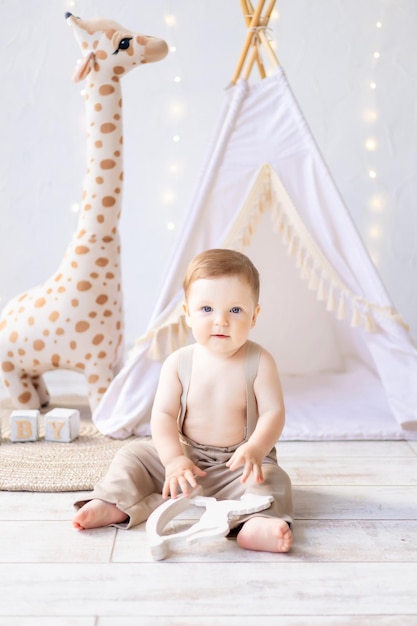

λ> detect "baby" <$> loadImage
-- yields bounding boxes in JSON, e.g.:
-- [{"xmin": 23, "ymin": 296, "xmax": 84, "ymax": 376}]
[{"xmin": 73, "ymin": 248, "xmax": 293, "ymax": 553}]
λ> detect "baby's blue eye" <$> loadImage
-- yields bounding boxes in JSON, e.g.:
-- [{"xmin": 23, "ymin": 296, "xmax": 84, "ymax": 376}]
[
  {"xmin": 230, "ymin": 307, "xmax": 241, "ymax": 314},
  {"xmin": 202, "ymin": 306, "xmax": 212, "ymax": 313}
]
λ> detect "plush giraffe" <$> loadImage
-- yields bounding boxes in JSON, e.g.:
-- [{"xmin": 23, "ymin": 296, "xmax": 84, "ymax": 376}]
[{"xmin": 0, "ymin": 14, "xmax": 168, "ymax": 412}]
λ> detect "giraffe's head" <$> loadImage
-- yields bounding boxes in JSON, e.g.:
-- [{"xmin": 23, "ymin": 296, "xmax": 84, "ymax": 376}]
[{"xmin": 65, "ymin": 13, "xmax": 169, "ymax": 83}]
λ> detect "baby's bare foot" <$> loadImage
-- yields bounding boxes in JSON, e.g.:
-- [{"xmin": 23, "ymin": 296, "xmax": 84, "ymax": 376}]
[
  {"xmin": 72, "ymin": 499, "xmax": 128, "ymax": 530},
  {"xmin": 237, "ymin": 516, "xmax": 292, "ymax": 553}
]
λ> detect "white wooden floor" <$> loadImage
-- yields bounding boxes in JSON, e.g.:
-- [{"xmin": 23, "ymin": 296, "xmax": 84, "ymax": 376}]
[{"xmin": 0, "ymin": 440, "xmax": 417, "ymax": 625}]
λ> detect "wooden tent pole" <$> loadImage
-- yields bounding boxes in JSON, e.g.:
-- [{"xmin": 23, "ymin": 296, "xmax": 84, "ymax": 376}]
[
  {"xmin": 231, "ymin": 0, "xmax": 266, "ymax": 84},
  {"xmin": 241, "ymin": 0, "xmax": 266, "ymax": 79},
  {"xmin": 246, "ymin": 0, "xmax": 280, "ymax": 69}
]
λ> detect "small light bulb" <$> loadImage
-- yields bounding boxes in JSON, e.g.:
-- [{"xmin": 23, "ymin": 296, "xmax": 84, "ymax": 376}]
[
  {"xmin": 370, "ymin": 194, "xmax": 385, "ymax": 212},
  {"xmin": 376, "ymin": 21, "xmax": 382, "ymax": 28},
  {"xmin": 167, "ymin": 222, "xmax": 176, "ymax": 231},
  {"xmin": 165, "ymin": 15, "xmax": 176, "ymax": 26},
  {"xmin": 374, "ymin": 51, "xmax": 380, "ymax": 59},
  {"xmin": 173, "ymin": 135, "xmax": 180, "ymax": 143},
  {"xmin": 363, "ymin": 108, "xmax": 378, "ymax": 122},
  {"xmin": 370, "ymin": 81, "xmax": 376, "ymax": 90},
  {"xmin": 369, "ymin": 226, "xmax": 381, "ymax": 239},
  {"xmin": 162, "ymin": 191, "xmax": 175, "ymax": 204},
  {"xmin": 365, "ymin": 138, "xmax": 378, "ymax": 152},
  {"xmin": 71, "ymin": 203, "xmax": 80, "ymax": 213},
  {"xmin": 271, "ymin": 9, "xmax": 280, "ymax": 20},
  {"xmin": 170, "ymin": 102, "xmax": 184, "ymax": 117},
  {"xmin": 170, "ymin": 45, "xmax": 177, "ymax": 53},
  {"xmin": 369, "ymin": 169, "xmax": 377, "ymax": 179},
  {"xmin": 174, "ymin": 76, "xmax": 181, "ymax": 83}
]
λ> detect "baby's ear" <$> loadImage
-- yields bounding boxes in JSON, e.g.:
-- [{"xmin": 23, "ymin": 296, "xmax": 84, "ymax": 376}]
[
  {"xmin": 251, "ymin": 304, "xmax": 261, "ymax": 327},
  {"xmin": 182, "ymin": 302, "xmax": 192, "ymax": 327}
]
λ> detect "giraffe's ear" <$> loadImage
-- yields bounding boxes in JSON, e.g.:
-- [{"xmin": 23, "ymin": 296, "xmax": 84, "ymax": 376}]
[{"xmin": 72, "ymin": 51, "xmax": 95, "ymax": 83}]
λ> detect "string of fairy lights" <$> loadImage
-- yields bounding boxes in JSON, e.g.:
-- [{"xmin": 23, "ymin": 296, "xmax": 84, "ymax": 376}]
[{"xmin": 364, "ymin": 9, "xmax": 386, "ymax": 267}]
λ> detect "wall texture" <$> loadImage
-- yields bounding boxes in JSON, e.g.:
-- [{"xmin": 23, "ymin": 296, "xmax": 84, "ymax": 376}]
[{"xmin": 0, "ymin": 0, "xmax": 416, "ymax": 346}]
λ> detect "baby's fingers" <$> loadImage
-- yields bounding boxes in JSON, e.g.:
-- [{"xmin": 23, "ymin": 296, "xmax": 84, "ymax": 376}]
[
  {"xmin": 226, "ymin": 453, "xmax": 241, "ymax": 471},
  {"xmin": 162, "ymin": 477, "xmax": 177, "ymax": 499},
  {"xmin": 240, "ymin": 461, "xmax": 264, "ymax": 484}
]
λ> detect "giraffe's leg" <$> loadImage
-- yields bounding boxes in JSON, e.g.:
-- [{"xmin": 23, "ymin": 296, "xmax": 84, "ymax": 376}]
[
  {"xmin": 32, "ymin": 374, "xmax": 51, "ymax": 407},
  {"xmin": 84, "ymin": 364, "xmax": 114, "ymax": 412},
  {"xmin": 0, "ymin": 368, "xmax": 43, "ymax": 409}
]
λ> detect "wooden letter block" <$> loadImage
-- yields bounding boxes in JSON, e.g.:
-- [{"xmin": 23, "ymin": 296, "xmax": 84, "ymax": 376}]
[
  {"xmin": 44, "ymin": 408, "xmax": 80, "ymax": 443},
  {"xmin": 10, "ymin": 410, "xmax": 40, "ymax": 442}
]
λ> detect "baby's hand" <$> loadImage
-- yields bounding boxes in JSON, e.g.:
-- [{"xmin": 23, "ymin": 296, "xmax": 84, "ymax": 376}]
[
  {"xmin": 226, "ymin": 443, "xmax": 264, "ymax": 484},
  {"xmin": 163, "ymin": 455, "xmax": 206, "ymax": 499}
]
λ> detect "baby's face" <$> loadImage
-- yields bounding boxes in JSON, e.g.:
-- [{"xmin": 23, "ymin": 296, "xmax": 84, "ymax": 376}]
[{"xmin": 183, "ymin": 275, "xmax": 260, "ymax": 355}]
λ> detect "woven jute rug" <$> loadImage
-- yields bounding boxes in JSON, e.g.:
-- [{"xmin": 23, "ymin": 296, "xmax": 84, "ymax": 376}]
[{"xmin": 0, "ymin": 395, "xmax": 136, "ymax": 492}]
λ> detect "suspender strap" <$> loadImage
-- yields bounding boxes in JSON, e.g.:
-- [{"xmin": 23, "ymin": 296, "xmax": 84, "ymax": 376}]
[
  {"xmin": 177, "ymin": 344, "xmax": 194, "ymax": 431},
  {"xmin": 245, "ymin": 341, "xmax": 261, "ymax": 439}
]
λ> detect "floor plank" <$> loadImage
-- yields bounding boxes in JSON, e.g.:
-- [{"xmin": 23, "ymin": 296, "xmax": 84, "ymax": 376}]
[
  {"xmin": 96, "ymin": 614, "xmax": 416, "ymax": 626},
  {"xmin": 0, "ymin": 620, "xmax": 95, "ymax": 626},
  {"xmin": 0, "ymin": 491, "xmax": 91, "ymax": 521},
  {"xmin": 277, "ymin": 441, "xmax": 416, "ymax": 457},
  {"xmin": 285, "ymin": 456, "xmax": 417, "ymax": 485},
  {"xmin": 293, "ymin": 485, "xmax": 417, "ymax": 519},
  {"xmin": 0, "ymin": 521, "xmax": 115, "ymax": 563},
  {"xmin": 111, "ymin": 519, "xmax": 417, "ymax": 563},
  {"xmin": 1, "ymin": 563, "xmax": 416, "ymax": 617}
]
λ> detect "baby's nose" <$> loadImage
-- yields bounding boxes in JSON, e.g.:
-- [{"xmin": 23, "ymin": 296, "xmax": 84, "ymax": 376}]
[{"xmin": 215, "ymin": 312, "xmax": 229, "ymax": 326}]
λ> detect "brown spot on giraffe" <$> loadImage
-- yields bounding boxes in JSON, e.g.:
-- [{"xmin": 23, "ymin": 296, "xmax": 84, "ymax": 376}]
[
  {"xmin": 18, "ymin": 391, "xmax": 32, "ymax": 404},
  {"xmin": 100, "ymin": 159, "xmax": 116, "ymax": 170},
  {"xmin": 75, "ymin": 321, "xmax": 90, "ymax": 333},
  {"xmin": 75, "ymin": 246, "xmax": 90, "ymax": 254},
  {"xmin": 101, "ymin": 123, "xmax": 116, "ymax": 133},
  {"xmin": 77, "ymin": 281, "xmax": 93, "ymax": 291},
  {"xmin": 100, "ymin": 85, "xmax": 115, "ymax": 96}
]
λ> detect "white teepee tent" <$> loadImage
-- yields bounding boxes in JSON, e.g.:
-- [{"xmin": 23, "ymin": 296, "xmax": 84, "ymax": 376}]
[{"xmin": 93, "ymin": 0, "xmax": 417, "ymax": 440}]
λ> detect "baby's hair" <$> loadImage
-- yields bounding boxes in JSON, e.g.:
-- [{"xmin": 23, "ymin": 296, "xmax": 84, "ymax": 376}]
[{"xmin": 183, "ymin": 248, "xmax": 260, "ymax": 303}]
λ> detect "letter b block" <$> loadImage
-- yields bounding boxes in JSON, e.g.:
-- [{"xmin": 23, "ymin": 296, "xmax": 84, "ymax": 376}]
[
  {"xmin": 10, "ymin": 410, "xmax": 40, "ymax": 442},
  {"xmin": 45, "ymin": 408, "xmax": 80, "ymax": 443}
]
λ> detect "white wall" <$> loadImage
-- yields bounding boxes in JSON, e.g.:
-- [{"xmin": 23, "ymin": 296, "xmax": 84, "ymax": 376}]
[{"xmin": 1, "ymin": 0, "xmax": 416, "ymax": 347}]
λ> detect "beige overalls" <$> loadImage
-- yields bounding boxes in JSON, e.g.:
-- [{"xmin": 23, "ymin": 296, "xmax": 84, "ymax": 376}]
[{"xmin": 74, "ymin": 341, "xmax": 294, "ymax": 529}]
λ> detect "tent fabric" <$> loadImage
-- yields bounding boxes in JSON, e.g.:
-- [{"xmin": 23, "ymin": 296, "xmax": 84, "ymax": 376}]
[{"xmin": 93, "ymin": 67, "xmax": 417, "ymax": 440}]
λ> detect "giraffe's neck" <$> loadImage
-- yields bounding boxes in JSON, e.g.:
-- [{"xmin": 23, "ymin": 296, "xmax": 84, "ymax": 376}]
[{"xmin": 77, "ymin": 75, "xmax": 124, "ymax": 235}]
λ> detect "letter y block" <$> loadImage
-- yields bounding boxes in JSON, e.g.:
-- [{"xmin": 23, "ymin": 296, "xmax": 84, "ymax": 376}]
[{"xmin": 44, "ymin": 408, "xmax": 80, "ymax": 443}]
